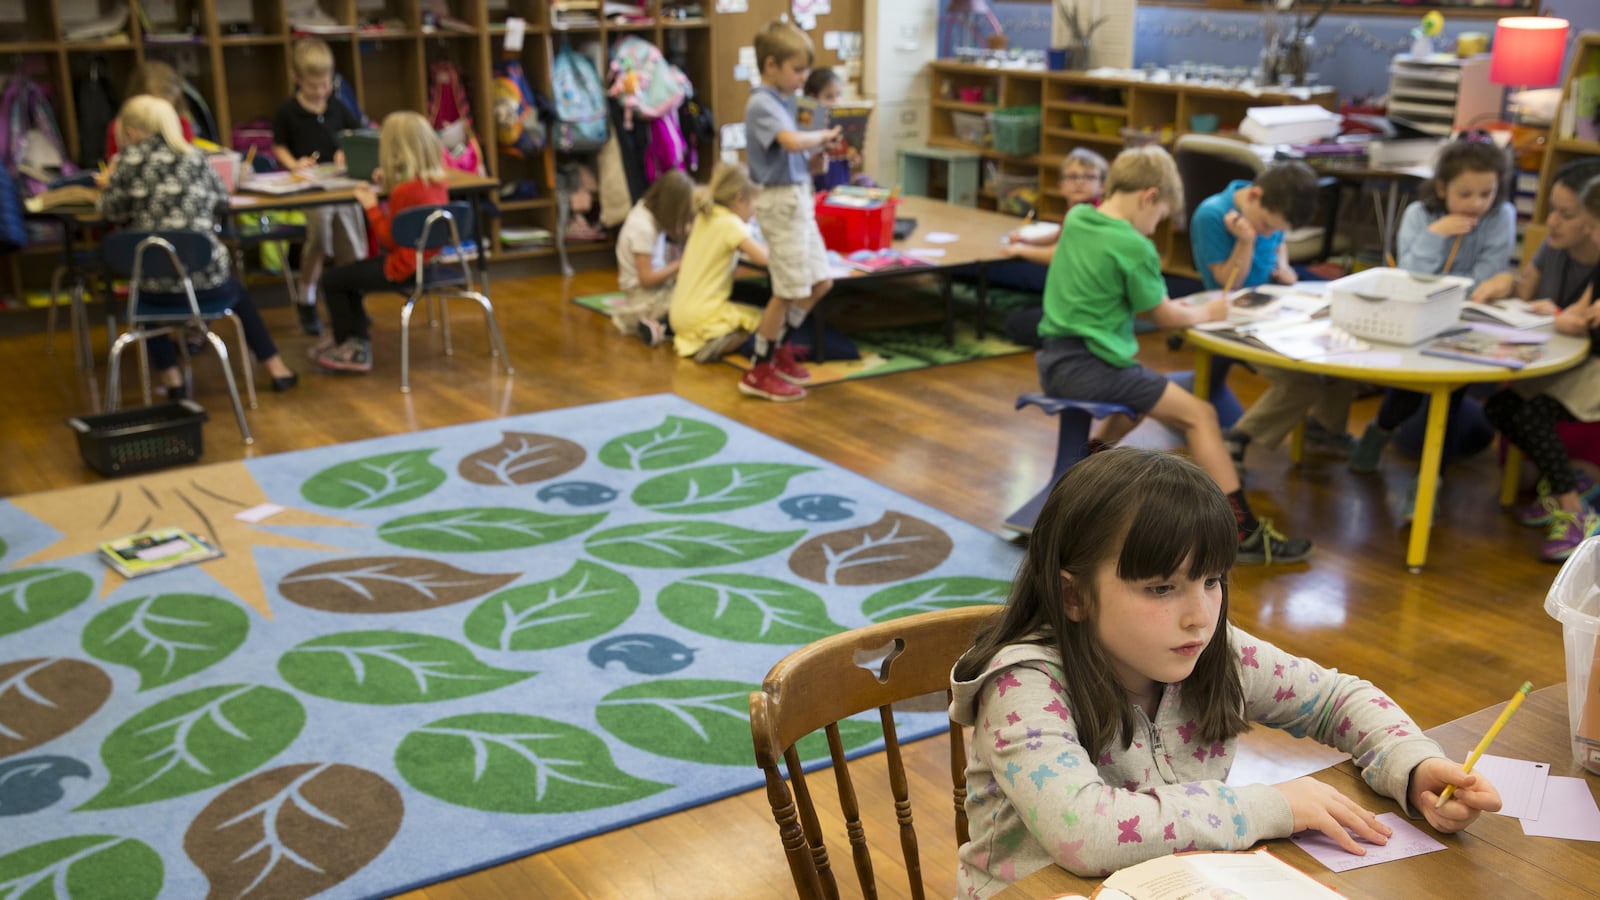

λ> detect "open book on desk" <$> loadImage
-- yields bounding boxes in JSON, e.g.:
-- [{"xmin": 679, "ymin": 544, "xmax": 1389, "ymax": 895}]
[
  {"xmin": 1196, "ymin": 317, "xmax": 1371, "ymax": 360},
  {"xmin": 1460, "ymin": 299, "xmax": 1555, "ymax": 330},
  {"xmin": 1087, "ymin": 847, "xmax": 1346, "ymax": 899},
  {"xmin": 23, "ymin": 184, "xmax": 100, "ymax": 214},
  {"xmin": 845, "ymin": 248, "xmax": 934, "ymax": 273},
  {"xmin": 1420, "ymin": 323, "xmax": 1548, "ymax": 369},
  {"xmin": 239, "ymin": 166, "xmax": 363, "ymax": 196}
]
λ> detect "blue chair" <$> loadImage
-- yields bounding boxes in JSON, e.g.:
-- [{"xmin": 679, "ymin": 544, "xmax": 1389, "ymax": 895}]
[
  {"xmin": 102, "ymin": 231, "xmax": 253, "ymax": 444},
  {"xmin": 1005, "ymin": 394, "xmax": 1137, "ymax": 534},
  {"xmin": 390, "ymin": 202, "xmax": 513, "ymax": 393}
]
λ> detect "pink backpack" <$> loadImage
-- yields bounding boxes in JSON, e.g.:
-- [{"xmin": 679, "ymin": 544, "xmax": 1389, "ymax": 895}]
[{"xmin": 427, "ymin": 61, "xmax": 472, "ymax": 132}]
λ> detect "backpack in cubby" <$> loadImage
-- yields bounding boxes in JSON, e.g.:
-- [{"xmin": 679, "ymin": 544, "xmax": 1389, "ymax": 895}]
[{"xmin": 551, "ymin": 43, "xmax": 607, "ymax": 153}]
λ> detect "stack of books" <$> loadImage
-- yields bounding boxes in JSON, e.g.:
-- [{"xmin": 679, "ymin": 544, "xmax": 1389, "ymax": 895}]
[{"xmin": 552, "ymin": 0, "xmax": 600, "ymax": 28}]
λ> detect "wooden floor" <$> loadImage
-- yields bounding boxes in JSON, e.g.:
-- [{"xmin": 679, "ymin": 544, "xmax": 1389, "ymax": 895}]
[{"xmin": 2, "ymin": 267, "xmax": 1575, "ymax": 899}]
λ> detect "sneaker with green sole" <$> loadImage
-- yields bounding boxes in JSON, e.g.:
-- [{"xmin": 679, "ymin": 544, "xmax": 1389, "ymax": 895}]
[
  {"xmin": 1237, "ymin": 519, "xmax": 1312, "ymax": 566},
  {"xmin": 1542, "ymin": 508, "xmax": 1600, "ymax": 562}
]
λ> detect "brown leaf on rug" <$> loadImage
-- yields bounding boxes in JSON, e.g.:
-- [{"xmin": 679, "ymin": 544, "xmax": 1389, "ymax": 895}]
[
  {"xmin": 0, "ymin": 658, "xmax": 112, "ymax": 757},
  {"xmin": 788, "ymin": 512, "xmax": 954, "ymax": 586},
  {"xmin": 457, "ymin": 432, "xmax": 588, "ymax": 485},
  {"xmin": 185, "ymin": 763, "xmax": 404, "ymax": 899},
  {"xmin": 278, "ymin": 557, "xmax": 518, "ymax": 613}
]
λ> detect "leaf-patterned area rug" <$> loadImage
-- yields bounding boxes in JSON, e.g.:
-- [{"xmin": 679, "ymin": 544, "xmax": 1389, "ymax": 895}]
[{"xmin": 0, "ymin": 394, "xmax": 1021, "ymax": 899}]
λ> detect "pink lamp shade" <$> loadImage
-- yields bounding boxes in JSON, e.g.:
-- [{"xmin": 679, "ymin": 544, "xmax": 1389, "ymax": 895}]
[{"xmin": 1489, "ymin": 17, "xmax": 1570, "ymax": 87}]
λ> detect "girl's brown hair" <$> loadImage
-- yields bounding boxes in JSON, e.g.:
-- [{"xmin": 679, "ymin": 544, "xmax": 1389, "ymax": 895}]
[
  {"xmin": 952, "ymin": 448, "xmax": 1246, "ymax": 759},
  {"xmin": 1424, "ymin": 138, "xmax": 1509, "ymax": 214},
  {"xmin": 126, "ymin": 60, "xmax": 189, "ymax": 116},
  {"xmin": 692, "ymin": 162, "xmax": 758, "ymax": 218},
  {"xmin": 642, "ymin": 169, "xmax": 695, "ymax": 243}
]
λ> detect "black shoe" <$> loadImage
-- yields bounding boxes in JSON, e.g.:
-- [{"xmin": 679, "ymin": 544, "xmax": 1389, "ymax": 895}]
[
  {"xmin": 156, "ymin": 380, "xmax": 188, "ymax": 401},
  {"xmin": 271, "ymin": 370, "xmax": 300, "ymax": 392},
  {"xmin": 297, "ymin": 302, "xmax": 323, "ymax": 336},
  {"xmin": 1237, "ymin": 519, "xmax": 1312, "ymax": 566}
]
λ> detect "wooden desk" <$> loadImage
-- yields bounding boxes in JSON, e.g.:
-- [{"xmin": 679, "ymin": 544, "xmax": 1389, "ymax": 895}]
[
  {"xmin": 996, "ymin": 684, "xmax": 1599, "ymax": 899},
  {"xmin": 1185, "ymin": 324, "xmax": 1588, "ymax": 571}
]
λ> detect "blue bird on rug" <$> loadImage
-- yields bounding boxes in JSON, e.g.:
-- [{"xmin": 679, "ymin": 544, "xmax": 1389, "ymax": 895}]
[
  {"xmin": 536, "ymin": 481, "xmax": 620, "ymax": 506},
  {"xmin": 588, "ymin": 634, "xmax": 697, "ymax": 674},
  {"xmin": 0, "ymin": 756, "xmax": 92, "ymax": 816},
  {"xmin": 779, "ymin": 494, "xmax": 857, "ymax": 522}
]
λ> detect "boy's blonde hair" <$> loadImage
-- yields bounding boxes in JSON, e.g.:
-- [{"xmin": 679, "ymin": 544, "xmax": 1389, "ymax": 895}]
[
  {"xmin": 754, "ymin": 19, "xmax": 813, "ymax": 73},
  {"xmin": 378, "ymin": 111, "xmax": 446, "ymax": 186},
  {"xmin": 292, "ymin": 38, "xmax": 334, "ymax": 79},
  {"xmin": 1062, "ymin": 147, "xmax": 1108, "ymax": 177},
  {"xmin": 1105, "ymin": 145, "xmax": 1183, "ymax": 212},
  {"xmin": 693, "ymin": 162, "xmax": 758, "ymax": 218},
  {"xmin": 126, "ymin": 60, "xmax": 189, "ymax": 115},
  {"xmin": 119, "ymin": 95, "xmax": 191, "ymax": 154}
]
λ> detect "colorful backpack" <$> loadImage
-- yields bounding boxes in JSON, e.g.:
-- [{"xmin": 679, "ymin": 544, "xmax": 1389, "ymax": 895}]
[
  {"xmin": 0, "ymin": 74, "xmax": 77, "ymax": 196},
  {"xmin": 608, "ymin": 36, "xmax": 691, "ymax": 122},
  {"xmin": 551, "ymin": 43, "xmax": 608, "ymax": 153},
  {"xmin": 493, "ymin": 58, "xmax": 547, "ymax": 158},
  {"xmin": 428, "ymin": 60, "xmax": 472, "ymax": 132},
  {"xmin": 230, "ymin": 118, "xmax": 279, "ymax": 171}
]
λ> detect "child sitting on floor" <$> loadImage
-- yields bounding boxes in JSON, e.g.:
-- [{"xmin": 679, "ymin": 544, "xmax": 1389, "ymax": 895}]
[
  {"xmin": 613, "ymin": 169, "xmax": 695, "ymax": 346},
  {"xmin": 668, "ymin": 162, "xmax": 768, "ymax": 367}
]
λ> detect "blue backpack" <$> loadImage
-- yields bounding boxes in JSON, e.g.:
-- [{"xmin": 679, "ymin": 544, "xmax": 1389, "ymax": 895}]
[{"xmin": 551, "ymin": 43, "xmax": 608, "ymax": 153}]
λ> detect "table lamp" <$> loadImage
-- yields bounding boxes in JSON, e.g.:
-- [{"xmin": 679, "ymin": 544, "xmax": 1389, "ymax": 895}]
[{"xmin": 1490, "ymin": 16, "xmax": 1570, "ymax": 126}]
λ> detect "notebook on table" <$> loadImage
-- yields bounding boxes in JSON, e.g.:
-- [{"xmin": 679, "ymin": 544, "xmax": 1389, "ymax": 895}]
[{"xmin": 338, "ymin": 130, "xmax": 381, "ymax": 182}]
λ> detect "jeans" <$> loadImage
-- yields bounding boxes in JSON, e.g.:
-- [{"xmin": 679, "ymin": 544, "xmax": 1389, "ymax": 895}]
[
  {"xmin": 137, "ymin": 277, "xmax": 277, "ymax": 370},
  {"xmin": 322, "ymin": 256, "xmax": 409, "ymax": 343}
]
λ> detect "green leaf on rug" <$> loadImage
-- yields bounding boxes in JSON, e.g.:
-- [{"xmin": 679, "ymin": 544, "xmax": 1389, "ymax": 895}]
[
  {"xmin": 185, "ymin": 763, "xmax": 403, "ymax": 898},
  {"xmin": 861, "ymin": 577, "xmax": 1011, "ymax": 621},
  {"xmin": 83, "ymin": 594, "xmax": 250, "ymax": 691},
  {"xmin": 596, "ymin": 679, "xmax": 756, "ymax": 765},
  {"xmin": 657, "ymin": 574, "xmax": 844, "ymax": 643},
  {"xmin": 0, "ymin": 658, "xmax": 112, "ymax": 758},
  {"xmin": 585, "ymin": 521, "xmax": 805, "ymax": 568},
  {"xmin": 80, "ymin": 685, "xmax": 304, "ymax": 810},
  {"xmin": 0, "ymin": 835, "xmax": 163, "ymax": 899},
  {"xmin": 377, "ymin": 508, "xmax": 607, "ymax": 552},
  {"xmin": 457, "ymin": 432, "xmax": 587, "ymax": 486},
  {"xmin": 278, "ymin": 631, "xmax": 536, "ymax": 704},
  {"xmin": 788, "ymin": 512, "xmax": 954, "ymax": 585},
  {"xmin": 396, "ymin": 712, "xmax": 670, "ymax": 813},
  {"xmin": 632, "ymin": 463, "xmax": 818, "ymax": 514},
  {"xmin": 463, "ymin": 560, "xmax": 638, "ymax": 652},
  {"xmin": 598, "ymin": 416, "xmax": 728, "ymax": 471},
  {"xmin": 301, "ymin": 449, "xmax": 447, "ymax": 509},
  {"xmin": 0, "ymin": 567, "xmax": 93, "ymax": 637}
]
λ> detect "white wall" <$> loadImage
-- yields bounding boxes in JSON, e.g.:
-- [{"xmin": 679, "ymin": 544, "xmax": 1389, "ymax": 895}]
[{"xmin": 861, "ymin": 0, "xmax": 941, "ymax": 186}]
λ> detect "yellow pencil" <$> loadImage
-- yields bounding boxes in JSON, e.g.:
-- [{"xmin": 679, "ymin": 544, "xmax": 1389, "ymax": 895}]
[
  {"xmin": 242, "ymin": 143, "xmax": 256, "ymax": 171},
  {"xmin": 1436, "ymin": 680, "xmax": 1532, "ymax": 808},
  {"xmin": 1220, "ymin": 264, "xmax": 1240, "ymax": 300},
  {"xmin": 1443, "ymin": 233, "xmax": 1464, "ymax": 275}
]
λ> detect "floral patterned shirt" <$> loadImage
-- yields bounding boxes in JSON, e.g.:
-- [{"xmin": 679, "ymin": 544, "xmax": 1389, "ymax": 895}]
[
  {"xmin": 98, "ymin": 135, "xmax": 231, "ymax": 293},
  {"xmin": 948, "ymin": 626, "xmax": 1445, "ymax": 898}
]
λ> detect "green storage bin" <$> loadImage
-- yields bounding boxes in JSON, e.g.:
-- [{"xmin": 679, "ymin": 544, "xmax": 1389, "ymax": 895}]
[
  {"xmin": 988, "ymin": 106, "xmax": 1041, "ymax": 156},
  {"xmin": 338, "ymin": 129, "xmax": 381, "ymax": 181}
]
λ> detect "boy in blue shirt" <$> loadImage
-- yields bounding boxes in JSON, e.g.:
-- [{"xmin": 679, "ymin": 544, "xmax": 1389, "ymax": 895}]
[
  {"xmin": 1039, "ymin": 146, "xmax": 1312, "ymax": 564},
  {"xmin": 1190, "ymin": 161, "xmax": 1355, "ymax": 471},
  {"xmin": 741, "ymin": 19, "xmax": 842, "ymax": 402}
]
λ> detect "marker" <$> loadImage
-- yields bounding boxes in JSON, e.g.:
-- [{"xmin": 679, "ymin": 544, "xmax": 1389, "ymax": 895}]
[{"xmin": 1436, "ymin": 681, "xmax": 1532, "ymax": 808}]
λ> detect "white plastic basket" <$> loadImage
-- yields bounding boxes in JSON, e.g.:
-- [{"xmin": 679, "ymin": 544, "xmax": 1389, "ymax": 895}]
[{"xmin": 1328, "ymin": 267, "xmax": 1470, "ymax": 345}]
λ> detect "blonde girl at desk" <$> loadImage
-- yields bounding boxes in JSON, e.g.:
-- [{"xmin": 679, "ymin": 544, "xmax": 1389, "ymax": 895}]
[
  {"xmin": 1485, "ymin": 168, "xmax": 1600, "ymax": 561},
  {"xmin": 1348, "ymin": 137, "xmax": 1516, "ymax": 521},
  {"xmin": 97, "ymin": 96, "xmax": 298, "ymax": 397},
  {"xmin": 949, "ymin": 448, "xmax": 1501, "ymax": 899}
]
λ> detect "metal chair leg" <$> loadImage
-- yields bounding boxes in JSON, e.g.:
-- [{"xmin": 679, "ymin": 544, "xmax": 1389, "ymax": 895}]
[
  {"xmin": 226, "ymin": 313, "xmax": 258, "ymax": 410},
  {"xmin": 46, "ymin": 264, "xmax": 64, "ymax": 354},
  {"xmin": 441, "ymin": 296, "xmax": 454, "ymax": 356},
  {"xmin": 203, "ymin": 331, "xmax": 253, "ymax": 444},
  {"xmin": 466, "ymin": 291, "xmax": 514, "ymax": 375},
  {"xmin": 137, "ymin": 336, "xmax": 153, "ymax": 408},
  {"xmin": 400, "ymin": 297, "xmax": 417, "ymax": 393},
  {"xmin": 105, "ymin": 332, "xmax": 138, "ymax": 412}
]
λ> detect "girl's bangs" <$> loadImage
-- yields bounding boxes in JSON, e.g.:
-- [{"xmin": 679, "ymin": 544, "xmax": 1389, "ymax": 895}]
[{"xmin": 1114, "ymin": 483, "xmax": 1236, "ymax": 581}]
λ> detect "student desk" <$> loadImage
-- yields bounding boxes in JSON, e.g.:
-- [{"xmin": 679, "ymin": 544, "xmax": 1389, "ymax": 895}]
[
  {"xmin": 993, "ymin": 684, "xmax": 1598, "ymax": 899},
  {"xmin": 42, "ymin": 170, "xmax": 500, "ymax": 374},
  {"xmin": 1184, "ymin": 324, "xmax": 1588, "ymax": 571}
]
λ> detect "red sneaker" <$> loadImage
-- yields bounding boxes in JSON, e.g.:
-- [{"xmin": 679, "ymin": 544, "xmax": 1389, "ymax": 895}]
[
  {"xmin": 739, "ymin": 361, "xmax": 806, "ymax": 402},
  {"xmin": 772, "ymin": 343, "xmax": 812, "ymax": 385}
]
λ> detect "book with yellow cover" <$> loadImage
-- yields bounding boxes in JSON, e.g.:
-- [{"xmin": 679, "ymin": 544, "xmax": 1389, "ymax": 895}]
[{"xmin": 98, "ymin": 527, "xmax": 222, "ymax": 579}]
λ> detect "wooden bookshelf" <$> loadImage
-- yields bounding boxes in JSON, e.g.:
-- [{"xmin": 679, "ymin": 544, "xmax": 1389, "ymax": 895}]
[{"xmin": 1534, "ymin": 31, "xmax": 1600, "ymax": 222}]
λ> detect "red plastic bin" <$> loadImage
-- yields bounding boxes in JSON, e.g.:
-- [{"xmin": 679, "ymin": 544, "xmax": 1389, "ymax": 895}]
[{"xmin": 814, "ymin": 194, "xmax": 898, "ymax": 254}]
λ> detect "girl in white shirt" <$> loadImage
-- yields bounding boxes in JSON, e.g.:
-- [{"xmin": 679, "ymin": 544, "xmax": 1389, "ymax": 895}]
[{"xmin": 613, "ymin": 169, "xmax": 694, "ymax": 345}]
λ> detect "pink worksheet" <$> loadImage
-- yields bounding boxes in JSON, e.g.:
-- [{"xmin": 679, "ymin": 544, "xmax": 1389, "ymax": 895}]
[{"xmin": 1290, "ymin": 812, "xmax": 1447, "ymax": 872}]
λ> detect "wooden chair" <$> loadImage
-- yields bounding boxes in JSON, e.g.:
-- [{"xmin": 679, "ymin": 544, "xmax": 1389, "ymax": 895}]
[{"xmin": 749, "ymin": 604, "xmax": 1001, "ymax": 899}]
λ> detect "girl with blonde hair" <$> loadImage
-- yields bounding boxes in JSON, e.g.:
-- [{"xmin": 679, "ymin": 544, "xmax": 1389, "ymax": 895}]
[
  {"xmin": 313, "ymin": 111, "xmax": 449, "ymax": 373},
  {"xmin": 97, "ymin": 96, "xmax": 298, "ymax": 397},
  {"xmin": 667, "ymin": 164, "xmax": 777, "ymax": 383}
]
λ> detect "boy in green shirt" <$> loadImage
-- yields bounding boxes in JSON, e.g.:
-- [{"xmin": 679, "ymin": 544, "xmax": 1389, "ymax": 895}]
[{"xmin": 1037, "ymin": 146, "xmax": 1312, "ymax": 565}]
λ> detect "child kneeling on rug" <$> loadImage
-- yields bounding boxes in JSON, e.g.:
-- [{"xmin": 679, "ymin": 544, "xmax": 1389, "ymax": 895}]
[
  {"xmin": 613, "ymin": 169, "xmax": 695, "ymax": 346},
  {"xmin": 313, "ymin": 111, "xmax": 449, "ymax": 373},
  {"xmin": 669, "ymin": 163, "xmax": 796, "ymax": 394}
]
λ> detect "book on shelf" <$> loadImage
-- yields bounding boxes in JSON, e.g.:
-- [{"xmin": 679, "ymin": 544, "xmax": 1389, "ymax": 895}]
[
  {"xmin": 1079, "ymin": 847, "xmax": 1346, "ymax": 900},
  {"xmin": 1459, "ymin": 299, "xmax": 1554, "ymax": 330},
  {"xmin": 845, "ymin": 248, "xmax": 933, "ymax": 273},
  {"xmin": 1421, "ymin": 324, "xmax": 1547, "ymax": 369},
  {"xmin": 99, "ymin": 527, "xmax": 223, "ymax": 579},
  {"xmin": 23, "ymin": 184, "xmax": 100, "ymax": 214}
]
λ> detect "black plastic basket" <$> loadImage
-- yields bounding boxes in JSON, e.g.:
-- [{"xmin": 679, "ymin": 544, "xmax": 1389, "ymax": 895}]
[{"xmin": 67, "ymin": 401, "xmax": 209, "ymax": 477}]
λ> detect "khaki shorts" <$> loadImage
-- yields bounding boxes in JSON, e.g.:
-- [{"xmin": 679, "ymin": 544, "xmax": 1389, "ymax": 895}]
[
  {"xmin": 755, "ymin": 184, "xmax": 830, "ymax": 300},
  {"xmin": 305, "ymin": 202, "xmax": 368, "ymax": 266}
]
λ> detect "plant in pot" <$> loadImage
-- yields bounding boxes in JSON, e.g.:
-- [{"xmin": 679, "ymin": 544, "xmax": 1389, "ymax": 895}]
[
  {"xmin": 1052, "ymin": 0, "xmax": 1108, "ymax": 71},
  {"xmin": 1261, "ymin": 0, "xmax": 1333, "ymax": 87}
]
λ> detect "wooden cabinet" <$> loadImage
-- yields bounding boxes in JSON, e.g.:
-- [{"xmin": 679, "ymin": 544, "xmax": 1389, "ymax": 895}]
[
  {"xmin": 1533, "ymin": 30, "xmax": 1600, "ymax": 223},
  {"xmin": 926, "ymin": 61, "xmax": 1335, "ymax": 275},
  {"xmin": 9, "ymin": 0, "xmax": 715, "ymax": 264}
]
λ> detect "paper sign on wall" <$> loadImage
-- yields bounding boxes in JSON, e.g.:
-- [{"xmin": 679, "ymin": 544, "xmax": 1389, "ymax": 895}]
[{"xmin": 715, "ymin": 0, "xmax": 747, "ymax": 12}]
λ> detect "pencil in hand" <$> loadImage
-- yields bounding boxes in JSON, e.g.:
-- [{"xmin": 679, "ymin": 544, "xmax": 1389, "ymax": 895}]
[
  {"xmin": 1436, "ymin": 681, "xmax": 1532, "ymax": 809},
  {"xmin": 1442, "ymin": 233, "xmax": 1464, "ymax": 275}
]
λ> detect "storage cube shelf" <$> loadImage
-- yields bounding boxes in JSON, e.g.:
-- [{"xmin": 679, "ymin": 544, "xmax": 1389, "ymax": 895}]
[
  {"xmin": 1534, "ymin": 32, "xmax": 1600, "ymax": 223},
  {"xmin": 929, "ymin": 61, "xmax": 1335, "ymax": 276}
]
